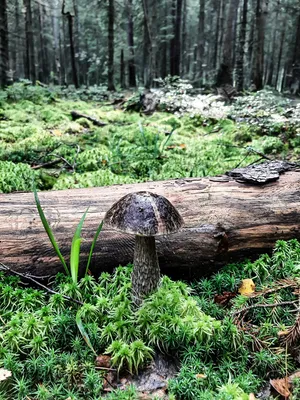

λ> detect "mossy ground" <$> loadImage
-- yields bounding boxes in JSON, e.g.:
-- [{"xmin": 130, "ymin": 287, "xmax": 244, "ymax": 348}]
[
  {"xmin": 1, "ymin": 85, "xmax": 298, "ymax": 194},
  {"xmin": 1, "ymin": 240, "xmax": 300, "ymax": 399}
]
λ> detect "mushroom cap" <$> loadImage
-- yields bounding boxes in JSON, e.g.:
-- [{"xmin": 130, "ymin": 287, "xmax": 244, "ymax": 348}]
[{"xmin": 104, "ymin": 191, "xmax": 183, "ymax": 236}]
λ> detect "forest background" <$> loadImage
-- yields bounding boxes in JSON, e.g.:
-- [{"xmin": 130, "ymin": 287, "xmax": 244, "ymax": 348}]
[{"xmin": 0, "ymin": 0, "xmax": 300, "ymax": 93}]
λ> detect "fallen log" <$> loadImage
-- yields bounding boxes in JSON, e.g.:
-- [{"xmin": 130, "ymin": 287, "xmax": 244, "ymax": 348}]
[
  {"xmin": 71, "ymin": 110, "xmax": 107, "ymax": 127},
  {"xmin": 0, "ymin": 169, "xmax": 300, "ymax": 279}
]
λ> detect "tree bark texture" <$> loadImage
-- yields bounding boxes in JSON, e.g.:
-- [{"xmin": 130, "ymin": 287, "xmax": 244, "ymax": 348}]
[
  {"xmin": 132, "ymin": 236, "xmax": 160, "ymax": 305},
  {"xmin": 0, "ymin": 172, "xmax": 300, "ymax": 279}
]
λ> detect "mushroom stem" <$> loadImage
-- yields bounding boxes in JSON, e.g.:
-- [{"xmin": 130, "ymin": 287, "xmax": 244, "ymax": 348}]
[{"xmin": 132, "ymin": 235, "xmax": 160, "ymax": 306}]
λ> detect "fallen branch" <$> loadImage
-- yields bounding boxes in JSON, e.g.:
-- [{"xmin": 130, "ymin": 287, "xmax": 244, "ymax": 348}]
[
  {"xmin": 0, "ymin": 263, "xmax": 83, "ymax": 306},
  {"xmin": 71, "ymin": 111, "xmax": 107, "ymax": 127},
  {"xmin": 31, "ymin": 159, "xmax": 62, "ymax": 170}
]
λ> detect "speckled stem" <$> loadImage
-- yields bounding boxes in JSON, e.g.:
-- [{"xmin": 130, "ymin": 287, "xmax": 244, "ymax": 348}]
[{"xmin": 132, "ymin": 236, "xmax": 160, "ymax": 306}]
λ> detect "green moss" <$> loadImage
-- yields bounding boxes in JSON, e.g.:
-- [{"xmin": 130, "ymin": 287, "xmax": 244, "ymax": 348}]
[
  {"xmin": 0, "ymin": 161, "xmax": 36, "ymax": 193},
  {"xmin": 252, "ymin": 136, "xmax": 285, "ymax": 155},
  {"xmin": 53, "ymin": 169, "xmax": 135, "ymax": 189}
]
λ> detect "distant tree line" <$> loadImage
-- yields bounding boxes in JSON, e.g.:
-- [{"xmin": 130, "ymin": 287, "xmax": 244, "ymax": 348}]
[{"xmin": 0, "ymin": 0, "xmax": 299, "ymax": 93}]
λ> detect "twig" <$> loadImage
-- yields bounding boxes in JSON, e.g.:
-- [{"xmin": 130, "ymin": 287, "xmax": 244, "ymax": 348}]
[
  {"xmin": 95, "ymin": 366, "xmax": 117, "ymax": 372},
  {"xmin": 31, "ymin": 159, "xmax": 62, "ymax": 170},
  {"xmin": 249, "ymin": 279, "xmax": 299, "ymax": 298},
  {"xmin": 232, "ymin": 300, "xmax": 298, "ymax": 316},
  {"xmin": 102, "ymin": 375, "xmax": 116, "ymax": 390},
  {"xmin": 0, "ymin": 262, "xmax": 83, "ymax": 306}
]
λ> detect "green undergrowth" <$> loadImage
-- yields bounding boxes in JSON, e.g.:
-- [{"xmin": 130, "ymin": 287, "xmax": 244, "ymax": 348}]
[
  {"xmin": 1, "ymin": 239, "xmax": 300, "ymax": 399},
  {"xmin": 1, "ymin": 84, "xmax": 299, "ymax": 194}
]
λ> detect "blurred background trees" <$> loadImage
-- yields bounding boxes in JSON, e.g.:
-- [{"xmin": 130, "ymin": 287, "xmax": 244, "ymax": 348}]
[{"xmin": 0, "ymin": 0, "xmax": 299, "ymax": 93}]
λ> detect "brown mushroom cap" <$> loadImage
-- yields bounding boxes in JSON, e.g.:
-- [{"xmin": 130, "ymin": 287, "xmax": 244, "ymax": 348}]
[{"xmin": 104, "ymin": 191, "xmax": 183, "ymax": 236}]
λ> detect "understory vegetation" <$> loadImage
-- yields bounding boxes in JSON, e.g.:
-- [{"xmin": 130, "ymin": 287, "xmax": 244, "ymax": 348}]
[
  {"xmin": 1, "ymin": 239, "xmax": 300, "ymax": 399},
  {"xmin": 0, "ymin": 82, "xmax": 299, "ymax": 194}
]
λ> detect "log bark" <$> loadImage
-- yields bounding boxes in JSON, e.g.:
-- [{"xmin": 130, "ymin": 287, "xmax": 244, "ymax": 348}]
[{"xmin": 0, "ymin": 171, "xmax": 300, "ymax": 279}]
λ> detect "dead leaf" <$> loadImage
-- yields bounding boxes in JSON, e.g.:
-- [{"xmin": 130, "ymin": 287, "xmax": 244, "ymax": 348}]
[
  {"xmin": 95, "ymin": 354, "xmax": 111, "ymax": 368},
  {"xmin": 278, "ymin": 329, "xmax": 289, "ymax": 337},
  {"xmin": 0, "ymin": 368, "xmax": 11, "ymax": 381},
  {"xmin": 214, "ymin": 291, "xmax": 237, "ymax": 306},
  {"xmin": 238, "ymin": 279, "xmax": 256, "ymax": 296},
  {"xmin": 270, "ymin": 377, "xmax": 291, "ymax": 398}
]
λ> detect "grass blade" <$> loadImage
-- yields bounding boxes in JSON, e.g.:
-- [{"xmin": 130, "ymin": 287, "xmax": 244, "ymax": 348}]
[
  {"xmin": 76, "ymin": 309, "xmax": 97, "ymax": 355},
  {"xmin": 70, "ymin": 208, "xmax": 89, "ymax": 284},
  {"xmin": 85, "ymin": 220, "xmax": 103, "ymax": 276},
  {"xmin": 33, "ymin": 186, "xmax": 69, "ymax": 276}
]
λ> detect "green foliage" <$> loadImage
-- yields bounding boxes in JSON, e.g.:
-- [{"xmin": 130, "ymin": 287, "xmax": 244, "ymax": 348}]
[
  {"xmin": 34, "ymin": 188, "xmax": 103, "ymax": 284},
  {"xmin": 0, "ymin": 161, "xmax": 37, "ymax": 193},
  {"xmin": 252, "ymin": 135, "xmax": 285, "ymax": 155}
]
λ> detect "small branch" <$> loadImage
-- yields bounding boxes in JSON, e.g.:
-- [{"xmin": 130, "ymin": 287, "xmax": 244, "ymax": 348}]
[
  {"xmin": 95, "ymin": 366, "xmax": 117, "ymax": 372},
  {"xmin": 249, "ymin": 279, "xmax": 299, "ymax": 298},
  {"xmin": 0, "ymin": 263, "xmax": 83, "ymax": 306},
  {"xmin": 232, "ymin": 300, "xmax": 298, "ymax": 316},
  {"xmin": 31, "ymin": 159, "xmax": 62, "ymax": 170}
]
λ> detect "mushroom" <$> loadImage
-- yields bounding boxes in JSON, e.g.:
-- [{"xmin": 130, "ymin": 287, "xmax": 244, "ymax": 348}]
[{"xmin": 104, "ymin": 191, "xmax": 183, "ymax": 305}]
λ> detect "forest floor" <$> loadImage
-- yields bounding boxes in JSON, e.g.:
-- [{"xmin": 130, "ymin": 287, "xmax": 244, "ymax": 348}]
[
  {"xmin": 0, "ymin": 83, "xmax": 299, "ymax": 193},
  {"xmin": 1, "ymin": 84, "xmax": 300, "ymax": 399}
]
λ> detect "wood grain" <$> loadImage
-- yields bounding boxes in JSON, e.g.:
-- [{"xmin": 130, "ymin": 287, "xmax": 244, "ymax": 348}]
[{"xmin": 0, "ymin": 171, "xmax": 299, "ymax": 278}]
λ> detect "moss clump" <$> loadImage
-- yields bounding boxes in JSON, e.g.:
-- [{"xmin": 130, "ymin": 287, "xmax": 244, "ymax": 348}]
[{"xmin": 0, "ymin": 161, "xmax": 37, "ymax": 193}]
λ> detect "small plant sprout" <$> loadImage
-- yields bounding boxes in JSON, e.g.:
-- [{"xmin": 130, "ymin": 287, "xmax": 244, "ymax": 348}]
[
  {"xmin": 105, "ymin": 191, "xmax": 183, "ymax": 305},
  {"xmin": 33, "ymin": 186, "xmax": 103, "ymax": 284}
]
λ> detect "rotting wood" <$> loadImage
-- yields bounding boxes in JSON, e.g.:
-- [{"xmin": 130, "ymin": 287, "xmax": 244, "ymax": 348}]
[{"xmin": 0, "ymin": 169, "xmax": 299, "ymax": 279}]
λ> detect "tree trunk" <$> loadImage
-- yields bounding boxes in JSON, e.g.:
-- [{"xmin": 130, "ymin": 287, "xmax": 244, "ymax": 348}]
[
  {"xmin": 212, "ymin": 0, "xmax": 222, "ymax": 70},
  {"xmin": 170, "ymin": 0, "xmax": 176, "ymax": 76},
  {"xmin": 235, "ymin": 0, "xmax": 248, "ymax": 91},
  {"xmin": 132, "ymin": 236, "xmax": 160, "ymax": 305},
  {"xmin": 24, "ymin": 0, "xmax": 36, "ymax": 83},
  {"xmin": 62, "ymin": 1, "xmax": 79, "ymax": 88},
  {"xmin": 275, "ymin": 28, "xmax": 285, "ymax": 90},
  {"xmin": 1, "ymin": 171, "xmax": 300, "ymax": 279},
  {"xmin": 0, "ymin": 0, "xmax": 9, "ymax": 87},
  {"xmin": 181, "ymin": 0, "xmax": 187, "ymax": 76},
  {"xmin": 142, "ymin": 0, "xmax": 152, "ymax": 88},
  {"xmin": 197, "ymin": 0, "xmax": 205, "ymax": 83},
  {"xmin": 172, "ymin": 0, "xmax": 183, "ymax": 76},
  {"xmin": 68, "ymin": 14, "xmax": 78, "ymax": 88},
  {"xmin": 266, "ymin": 1, "xmax": 279, "ymax": 86},
  {"xmin": 252, "ymin": 0, "xmax": 268, "ymax": 90},
  {"xmin": 120, "ymin": 49, "xmax": 125, "ymax": 89},
  {"xmin": 37, "ymin": 3, "xmax": 48, "ymax": 83},
  {"xmin": 127, "ymin": 0, "xmax": 136, "ymax": 87},
  {"xmin": 107, "ymin": 0, "xmax": 115, "ymax": 91},
  {"xmin": 220, "ymin": 0, "xmax": 239, "ymax": 85}
]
